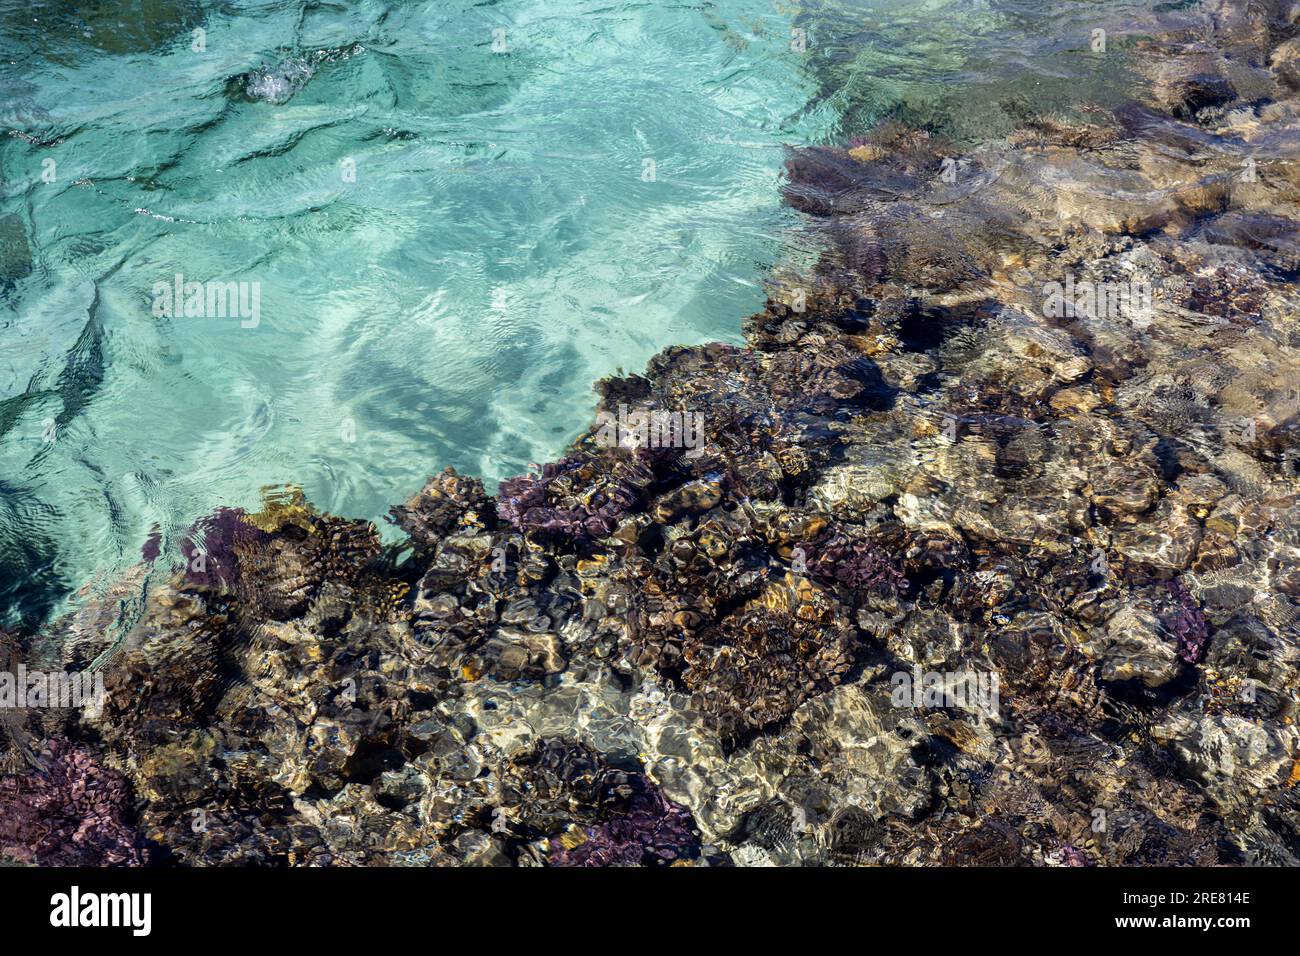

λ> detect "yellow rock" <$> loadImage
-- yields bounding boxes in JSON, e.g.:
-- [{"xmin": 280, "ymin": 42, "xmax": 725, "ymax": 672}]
[{"xmin": 246, "ymin": 484, "xmax": 317, "ymax": 533}]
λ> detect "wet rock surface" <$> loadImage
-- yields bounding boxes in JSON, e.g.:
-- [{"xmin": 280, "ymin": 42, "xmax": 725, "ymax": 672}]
[{"xmin": 3, "ymin": 1, "xmax": 1300, "ymax": 866}]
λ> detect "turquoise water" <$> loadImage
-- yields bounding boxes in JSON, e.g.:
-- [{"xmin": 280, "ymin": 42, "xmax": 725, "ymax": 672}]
[{"xmin": 0, "ymin": 0, "xmax": 1146, "ymax": 626}]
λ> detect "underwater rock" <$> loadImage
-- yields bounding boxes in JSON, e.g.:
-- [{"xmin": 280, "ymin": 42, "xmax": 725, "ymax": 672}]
[
  {"xmin": 0, "ymin": 0, "xmax": 204, "ymax": 57},
  {"xmin": 676, "ymin": 576, "xmax": 858, "ymax": 747},
  {"xmin": 498, "ymin": 453, "xmax": 653, "ymax": 542},
  {"xmin": 0, "ymin": 213, "xmax": 32, "ymax": 283},
  {"xmin": 1094, "ymin": 600, "xmax": 1184, "ymax": 688},
  {"xmin": 236, "ymin": 58, "xmax": 315, "ymax": 105},
  {"xmin": 0, "ymin": 739, "xmax": 142, "ymax": 866},
  {"xmin": 501, "ymin": 739, "xmax": 702, "ymax": 866},
  {"xmin": 0, "ymin": 630, "xmax": 38, "ymax": 774},
  {"xmin": 1155, "ymin": 712, "xmax": 1300, "ymax": 816},
  {"xmin": 1271, "ymin": 37, "xmax": 1300, "ymax": 89},
  {"xmin": 803, "ymin": 526, "xmax": 907, "ymax": 597},
  {"xmin": 1161, "ymin": 578, "xmax": 1211, "ymax": 664},
  {"xmin": 549, "ymin": 777, "xmax": 697, "ymax": 867},
  {"xmin": 388, "ymin": 468, "xmax": 493, "ymax": 548}
]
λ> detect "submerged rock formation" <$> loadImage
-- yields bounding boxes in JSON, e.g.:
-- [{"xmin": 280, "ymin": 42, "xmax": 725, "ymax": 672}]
[{"xmin": 3, "ymin": 0, "xmax": 1300, "ymax": 866}]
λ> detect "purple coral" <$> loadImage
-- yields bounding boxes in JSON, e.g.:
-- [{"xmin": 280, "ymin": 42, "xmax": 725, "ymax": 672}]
[
  {"xmin": 804, "ymin": 529, "xmax": 907, "ymax": 596},
  {"xmin": 1056, "ymin": 843, "xmax": 1092, "ymax": 867},
  {"xmin": 497, "ymin": 455, "xmax": 647, "ymax": 541},
  {"xmin": 140, "ymin": 509, "xmax": 266, "ymax": 588},
  {"xmin": 141, "ymin": 526, "xmax": 162, "ymax": 563},
  {"xmin": 180, "ymin": 506, "xmax": 272, "ymax": 589},
  {"xmin": 1161, "ymin": 578, "xmax": 1209, "ymax": 664},
  {"xmin": 550, "ymin": 775, "xmax": 698, "ymax": 867},
  {"xmin": 0, "ymin": 739, "xmax": 143, "ymax": 866}
]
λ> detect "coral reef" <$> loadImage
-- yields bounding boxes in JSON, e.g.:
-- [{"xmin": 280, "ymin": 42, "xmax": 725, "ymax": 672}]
[
  {"xmin": 4, "ymin": 0, "xmax": 1300, "ymax": 867},
  {"xmin": 497, "ymin": 454, "xmax": 653, "ymax": 542},
  {"xmin": 501, "ymin": 739, "xmax": 701, "ymax": 867},
  {"xmin": 0, "ymin": 739, "xmax": 143, "ymax": 866}
]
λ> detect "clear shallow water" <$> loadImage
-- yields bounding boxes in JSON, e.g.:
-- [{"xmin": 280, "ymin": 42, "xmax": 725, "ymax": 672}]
[
  {"xmin": 795, "ymin": 0, "xmax": 1155, "ymax": 143},
  {"xmin": 0, "ymin": 0, "xmax": 1147, "ymax": 627}
]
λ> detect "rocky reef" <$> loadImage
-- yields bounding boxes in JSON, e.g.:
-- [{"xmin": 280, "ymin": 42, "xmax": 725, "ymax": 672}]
[{"xmin": 3, "ymin": 0, "xmax": 1300, "ymax": 866}]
